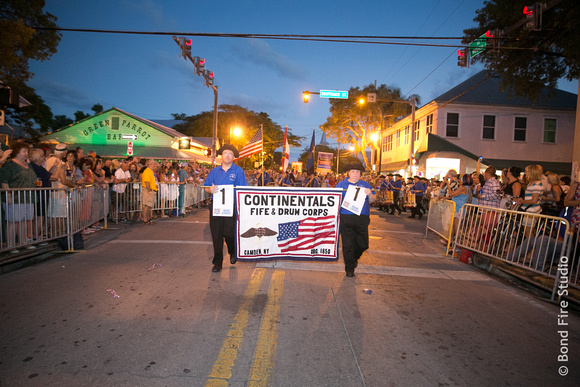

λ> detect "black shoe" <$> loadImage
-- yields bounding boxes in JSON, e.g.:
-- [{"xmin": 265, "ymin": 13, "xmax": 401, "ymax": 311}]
[
  {"xmin": 230, "ymin": 256, "xmax": 237, "ymax": 264},
  {"xmin": 211, "ymin": 265, "xmax": 222, "ymax": 272},
  {"xmin": 408, "ymin": 215, "xmax": 415, "ymax": 218},
  {"xmin": 346, "ymin": 271, "xmax": 355, "ymax": 277}
]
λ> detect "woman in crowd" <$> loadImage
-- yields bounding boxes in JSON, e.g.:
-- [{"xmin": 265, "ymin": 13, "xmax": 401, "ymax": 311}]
[
  {"xmin": 501, "ymin": 166, "xmax": 522, "ymax": 210},
  {"xmin": 542, "ymin": 172, "xmax": 564, "ymax": 216},
  {"xmin": 516, "ymin": 165, "xmax": 543, "ymax": 237},
  {"xmin": 564, "ymin": 179, "xmax": 580, "ymax": 233},
  {"xmin": 447, "ymin": 174, "xmax": 472, "ymax": 239}
]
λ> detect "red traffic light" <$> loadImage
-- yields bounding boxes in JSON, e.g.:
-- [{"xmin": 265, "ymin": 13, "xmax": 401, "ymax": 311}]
[{"xmin": 523, "ymin": 5, "xmax": 533, "ymax": 15}]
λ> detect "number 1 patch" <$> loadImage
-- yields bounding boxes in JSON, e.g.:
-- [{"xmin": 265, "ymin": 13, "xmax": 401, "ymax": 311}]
[
  {"xmin": 341, "ymin": 185, "xmax": 366, "ymax": 216},
  {"xmin": 212, "ymin": 185, "xmax": 235, "ymax": 217}
]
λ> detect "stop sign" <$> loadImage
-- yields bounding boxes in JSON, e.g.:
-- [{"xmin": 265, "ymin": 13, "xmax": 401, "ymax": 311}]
[{"xmin": 127, "ymin": 141, "xmax": 133, "ymax": 156}]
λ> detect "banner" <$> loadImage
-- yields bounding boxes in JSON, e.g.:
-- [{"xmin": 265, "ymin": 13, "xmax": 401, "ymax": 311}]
[
  {"xmin": 317, "ymin": 152, "xmax": 333, "ymax": 174},
  {"xmin": 236, "ymin": 187, "xmax": 342, "ymax": 261}
]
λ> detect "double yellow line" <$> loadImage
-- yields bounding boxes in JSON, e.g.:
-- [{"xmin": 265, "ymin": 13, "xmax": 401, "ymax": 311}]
[{"xmin": 205, "ymin": 268, "xmax": 285, "ymax": 387}]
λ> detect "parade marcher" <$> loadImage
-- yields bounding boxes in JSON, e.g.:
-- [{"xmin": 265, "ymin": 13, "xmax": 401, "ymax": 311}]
[
  {"xmin": 304, "ymin": 168, "xmax": 320, "ymax": 187},
  {"xmin": 390, "ymin": 174, "xmax": 404, "ymax": 215},
  {"xmin": 255, "ymin": 168, "xmax": 270, "ymax": 186},
  {"xmin": 278, "ymin": 170, "xmax": 293, "ymax": 187},
  {"xmin": 409, "ymin": 176, "xmax": 426, "ymax": 219},
  {"xmin": 204, "ymin": 144, "xmax": 247, "ymax": 272},
  {"xmin": 336, "ymin": 162, "xmax": 375, "ymax": 277}
]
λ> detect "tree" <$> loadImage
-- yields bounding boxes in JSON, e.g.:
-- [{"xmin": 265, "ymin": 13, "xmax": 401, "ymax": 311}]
[
  {"xmin": 172, "ymin": 104, "xmax": 303, "ymax": 166},
  {"xmin": 463, "ymin": 0, "xmax": 579, "ymax": 100},
  {"xmin": 320, "ymin": 84, "xmax": 415, "ymax": 170},
  {"xmin": 0, "ymin": 0, "xmax": 62, "ymax": 88}
]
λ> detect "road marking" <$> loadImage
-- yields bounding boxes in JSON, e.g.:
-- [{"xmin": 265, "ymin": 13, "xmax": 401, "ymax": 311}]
[
  {"xmin": 109, "ymin": 240, "xmax": 212, "ymax": 245},
  {"xmin": 256, "ymin": 261, "xmax": 488, "ymax": 281},
  {"xmin": 248, "ymin": 270, "xmax": 285, "ymax": 387},
  {"xmin": 205, "ymin": 268, "xmax": 266, "ymax": 387}
]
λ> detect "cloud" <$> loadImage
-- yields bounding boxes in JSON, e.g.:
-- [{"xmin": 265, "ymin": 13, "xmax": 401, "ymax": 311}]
[
  {"xmin": 30, "ymin": 79, "xmax": 91, "ymax": 111},
  {"xmin": 230, "ymin": 39, "xmax": 306, "ymax": 80},
  {"xmin": 122, "ymin": 0, "xmax": 178, "ymax": 28}
]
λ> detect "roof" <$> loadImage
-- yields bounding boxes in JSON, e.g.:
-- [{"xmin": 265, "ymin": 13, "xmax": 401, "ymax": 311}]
[
  {"xmin": 433, "ymin": 70, "xmax": 577, "ymax": 109},
  {"xmin": 418, "ymin": 133, "xmax": 480, "ymax": 162},
  {"xmin": 109, "ymin": 108, "xmax": 187, "ymax": 138}
]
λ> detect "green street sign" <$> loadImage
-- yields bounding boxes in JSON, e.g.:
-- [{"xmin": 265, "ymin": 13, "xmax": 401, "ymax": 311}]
[
  {"xmin": 320, "ymin": 90, "xmax": 349, "ymax": 99},
  {"xmin": 469, "ymin": 32, "xmax": 488, "ymax": 58}
]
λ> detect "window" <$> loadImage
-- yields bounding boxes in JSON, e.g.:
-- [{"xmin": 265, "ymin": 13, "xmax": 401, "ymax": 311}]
[
  {"xmin": 386, "ymin": 134, "xmax": 393, "ymax": 151},
  {"xmin": 395, "ymin": 130, "xmax": 400, "ymax": 148},
  {"xmin": 543, "ymin": 118, "xmax": 557, "ymax": 143},
  {"xmin": 404, "ymin": 126, "xmax": 410, "ymax": 145},
  {"xmin": 446, "ymin": 113, "xmax": 459, "ymax": 137},
  {"xmin": 514, "ymin": 117, "xmax": 527, "ymax": 141},
  {"xmin": 425, "ymin": 114, "xmax": 433, "ymax": 134},
  {"xmin": 111, "ymin": 116, "xmax": 120, "ymax": 130},
  {"xmin": 413, "ymin": 120, "xmax": 420, "ymax": 142},
  {"xmin": 482, "ymin": 115, "xmax": 495, "ymax": 140},
  {"xmin": 381, "ymin": 136, "xmax": 387, "ymax": 152}
]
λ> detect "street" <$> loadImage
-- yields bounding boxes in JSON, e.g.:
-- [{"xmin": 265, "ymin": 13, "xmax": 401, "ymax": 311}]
[{"xmin": 0, "ymin": 208, "xmax": 578, "ymax": 386}]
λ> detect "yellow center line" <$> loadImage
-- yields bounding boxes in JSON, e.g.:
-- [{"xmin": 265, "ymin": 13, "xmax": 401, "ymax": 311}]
[
  {"xmin": 248, "ymin": 270, "xmax": 285, "ymax": 387},
  {"xmin": 205, "ymin": 268, "xmax": 266, "ymax": 387}
]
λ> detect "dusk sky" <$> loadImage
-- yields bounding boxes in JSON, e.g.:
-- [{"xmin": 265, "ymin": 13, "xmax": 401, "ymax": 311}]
[{"xmin": 29, "ymin": 0, "xmax": 579, "ymax": 158}]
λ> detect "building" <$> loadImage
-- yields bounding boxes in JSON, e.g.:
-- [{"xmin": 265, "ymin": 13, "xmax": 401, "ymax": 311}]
[
  {"xmin": 379, "ymin": 70, "xmax": 577, "ymax": 178},
  {"xmin": 39, "ymin": 107, "xmax": 213, "ymax": 162}
]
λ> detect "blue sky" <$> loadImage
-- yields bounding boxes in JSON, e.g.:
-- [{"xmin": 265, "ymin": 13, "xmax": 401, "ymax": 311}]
[{"xmin": 29, "ymin": 0, "xmax": 578, "ymax": 157}]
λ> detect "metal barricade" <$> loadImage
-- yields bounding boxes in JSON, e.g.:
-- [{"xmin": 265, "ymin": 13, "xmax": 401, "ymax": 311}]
[
  {"xmin": 1, "ymin": 186, "xmax": 109, "ymax": 254},
  {"xmin": 425, "ymin": 198, "xmax": 456, "ymax": 255},
  {"xmin": 453, "ymin": 204, "xmax": 578, "ymax": 299}
]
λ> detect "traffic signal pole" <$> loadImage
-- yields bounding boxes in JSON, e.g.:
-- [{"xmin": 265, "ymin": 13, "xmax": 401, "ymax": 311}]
[{"xmin": 173, "ymin": 36, "xmax": 219, "ymax": 166}]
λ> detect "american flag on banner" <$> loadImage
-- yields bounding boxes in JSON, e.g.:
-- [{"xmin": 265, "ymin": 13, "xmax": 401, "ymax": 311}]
[
  {"xmin": 277, "ymin": 216, "xmax": 336, "ymax": 253},
  {"xmin": 236, "ymin": 126, "xmax": 263, "ymax": 160}
]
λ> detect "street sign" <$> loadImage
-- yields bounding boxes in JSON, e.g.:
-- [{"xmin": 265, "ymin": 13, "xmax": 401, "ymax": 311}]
[
  {"xmin": 121, "ymin": 134, "xmax": 138, "ymax": 141},
  {"xmin": 320, "ymin": 90, "xmax": 349, "ymax": 99},
  {"xmin": 469, "ymin": 32, "xmax": 488, "ymax": 58},
  {"xmin": 127, "ymin": 141, "xmax": 133, "ymax": 156}
]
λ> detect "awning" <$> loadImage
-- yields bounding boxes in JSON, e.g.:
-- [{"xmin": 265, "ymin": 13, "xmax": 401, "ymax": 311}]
[
  {"xmin": 63, "ymin": 144, "xmax": 215, "ymax": 163},
  {"xmin": 380, "ymin": 160, "xmax": 409, "ymax": 172}
]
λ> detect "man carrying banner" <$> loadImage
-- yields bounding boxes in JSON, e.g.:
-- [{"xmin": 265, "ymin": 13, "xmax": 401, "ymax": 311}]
[
  {"xmin": 336, "ymin": 162, "xmax": 376, "ymax": 277},
  {"xmin": 204, "ymin": 144, "xmax": 247, "ymax": 272}
]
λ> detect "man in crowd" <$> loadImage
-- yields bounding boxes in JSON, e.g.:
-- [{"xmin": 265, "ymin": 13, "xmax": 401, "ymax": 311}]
[
  {"xmin": 141, "ymin": 161, "xmax": 158, "ymax": 225},
  {"xmin": 112, "ymin": 160, "xmax": 132, "ymax": 222},
  {"xmin": 390, "ymin": 174, "xmax": 403, "ymax": 215},
  {"xmin": 409, "ymin": 176, "xmax": 426, "ymax": 219},
  {"xmin": 46, "ymin": 143, "xmax": 67, "ymax": 173},
  {"xmin": 474, "ymin": 166, "xmax": 500, "ymax": 208},
  {"xmin": 204, "ymin": 144, "xmax": 247, "ymax": 272}
]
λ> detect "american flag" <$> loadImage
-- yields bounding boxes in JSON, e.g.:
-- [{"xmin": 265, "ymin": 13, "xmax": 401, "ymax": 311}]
[
  {"xmin": 236, "ymin": 126, "xmax": 263, "ymax": 160},
  {"xmin": 277, "ymin": 216, "xmax": 336, "ymax": 253}
]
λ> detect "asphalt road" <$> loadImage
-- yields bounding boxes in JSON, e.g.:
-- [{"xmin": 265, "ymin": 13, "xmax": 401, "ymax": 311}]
[{"xmin": 0, "ymin": 208, "xmax": 578, "ymax": 386}]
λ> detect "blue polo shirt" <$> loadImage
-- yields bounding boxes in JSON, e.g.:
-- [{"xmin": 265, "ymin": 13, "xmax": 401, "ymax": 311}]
[
  {"xmin": 336, "ymin": 179, "xmax": 372, "ymax": 216},
  {"xmin": 204, "ymin": 163, "xmax": 247, "ymax": 187},
  {"xmin": 392, "ymin": 180, "xmax": 403, "ymax": 192}
]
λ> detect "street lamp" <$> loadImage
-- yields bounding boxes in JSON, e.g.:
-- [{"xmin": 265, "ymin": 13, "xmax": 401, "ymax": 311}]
[{"xmin": 230, "ymin": 126, "xmax": 242, "ymax": 144}]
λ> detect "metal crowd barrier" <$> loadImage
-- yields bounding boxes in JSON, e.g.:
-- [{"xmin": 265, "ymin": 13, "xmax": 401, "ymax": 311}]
[
  {"xmin": 453, "ymin": 203, "xmax": 578, "ymax": 299},
  {"xmin": 425, "ymin": 198, "xmax": 456, "ymax": 255},
  {"xmin": 0, "ymin": 186, "xmax": 109, "ymax": 255},
  {"xmin": 111, "ymin": 182, "xmax": 210, "ymax": 223}
]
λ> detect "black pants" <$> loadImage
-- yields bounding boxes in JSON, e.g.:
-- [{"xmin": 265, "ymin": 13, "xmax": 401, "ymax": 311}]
[
  {"xmin": 389, "ymin": 193, "xmax": 402, "ymax": 214},
  {"xmin": 410, "ymin": 195, "xmax": 424, "ymax": 217},
  {"xmin": 209, "ymin": 208, "xmax": 236, "ymax": 267},
  {"xmin": 340, "ymin": 214, "xmax": 370, "ymax": 273}
]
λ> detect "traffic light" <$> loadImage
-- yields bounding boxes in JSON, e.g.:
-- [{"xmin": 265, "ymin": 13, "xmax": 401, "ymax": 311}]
[
  {"xmin": 457, "ymin": 48, "xmax": 468, "ymax": 68},
  {"xmin": 183, "ymin": 38, "xmax": 192, "ymax": 58},
  {"xmin": 195, "ymin": 57, "xmax": 205, "ymax": 76},
  {"xmin": 303, "ymin": 92, "xmax": 310, "ymax": 103},
  {"xmin": 203, "ymin": 148, "xmax": 212, "ymax": 156},
  {"xmin": 205, "ymin": 70, "xmax": 214, "ymax": 87},
  {"xmin": 523, "ymin": 3, "xmax": 542, "ymax": 31}
]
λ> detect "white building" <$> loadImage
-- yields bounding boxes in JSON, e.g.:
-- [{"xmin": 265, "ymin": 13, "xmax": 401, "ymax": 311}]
[{"xmin": 378, "ymin": 70, "xmax": 577, "ymax": 178}]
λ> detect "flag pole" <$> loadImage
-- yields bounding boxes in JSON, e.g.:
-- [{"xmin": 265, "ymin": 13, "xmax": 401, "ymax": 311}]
[{"xmin": 260, "ymin": 124, "xmax": 264, "ymax": 185}]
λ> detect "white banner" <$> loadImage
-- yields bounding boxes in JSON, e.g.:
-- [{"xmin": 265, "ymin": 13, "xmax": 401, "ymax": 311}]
[{"xmin": 236, "ymin": 187, "xmax": 342, "ymax": 261}]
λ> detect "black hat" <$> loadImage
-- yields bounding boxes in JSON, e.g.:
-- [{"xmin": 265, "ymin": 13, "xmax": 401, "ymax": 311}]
[
  {"xmin": 386, "ymin": 173, "xmax": 394, "ymax": 177},
  {"xmin": 342, "ymin": 161, "xmax": 365, "ymax": 173},
  {"xmin": 217, "ymin": 144, "xmax": 239, "ymax": 158},
  {"xmin": 395, "ymin": 173, "xmax": 402, "ymax": 178}
]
